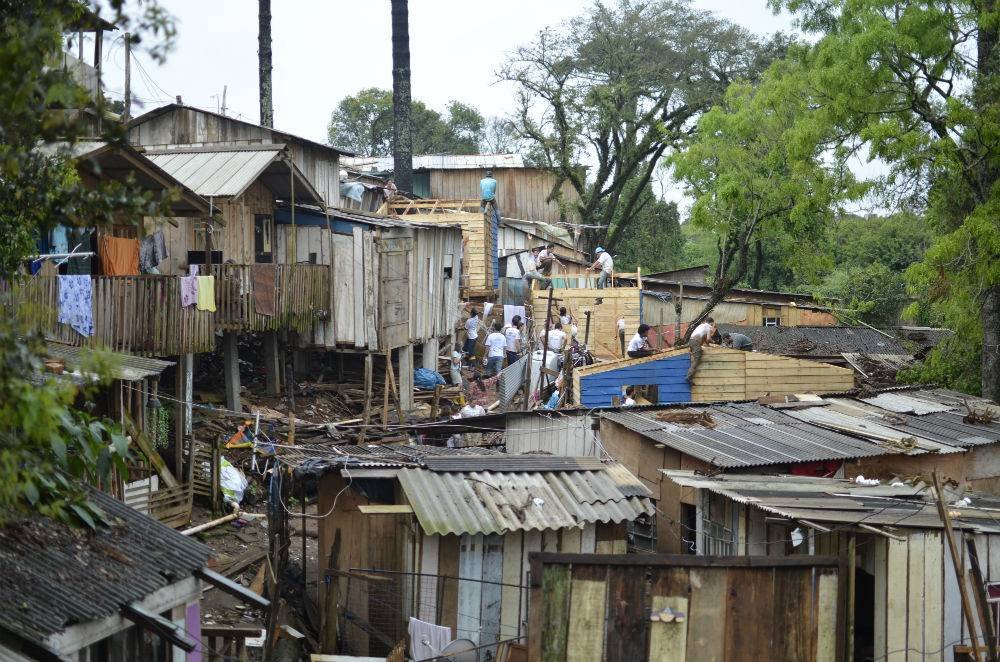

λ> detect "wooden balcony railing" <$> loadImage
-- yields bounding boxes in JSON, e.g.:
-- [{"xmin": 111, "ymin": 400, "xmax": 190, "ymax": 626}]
[
  {"xmin": 210, "ymin": 263, "xmax": 330, "ymax": 334},
  {"xmin": 1, "ymin": 275, "xmax": 215, "ymax": 356}
]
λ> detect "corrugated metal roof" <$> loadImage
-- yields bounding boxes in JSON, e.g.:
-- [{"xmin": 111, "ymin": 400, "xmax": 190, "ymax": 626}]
[
  {"xmin": 784, "ymin": 406, "xmax": 963, "ymax": 454},
  {"xmin": 343, "ymin": 154, "xmax": 526, "ymax": 172},
  {"xmin": 0, "ymin": 488, "xmax": 210, "ymax": 647},
  {"xmin": 423, "ymin": 455, "xmax": 604, "ymax": 472},
  {"xmin": 661, "ymin": 470, "xmax": 1000, "ymax": 533},
  {"xmin": 146, "ymin": 147, "xmax": 281, "ymax": 197},
  {"xmin": 279, "ymin": 443, "xmax": 504, "ymax": 475},
  {"xmin": 46, "ymin": 341, "xmax": 173, "ymax": 381},
  {"xmin": 602, "ymin": 403, "xmax": 890, "ymax": 468},
  {"xmin": 859, "ymin": 392, "xmax": 955, "ymax": 415},
  {"xmin": 398, "ymin": 466, "xmax": 654, "ymax": 536},
  {"xmin": 841, "ymin": 353, "xmax": 916, "ymax": 377}
]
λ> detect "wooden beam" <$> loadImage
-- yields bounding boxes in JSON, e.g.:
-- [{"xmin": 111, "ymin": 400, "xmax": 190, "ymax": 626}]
[
  {"xmin": 358, "ymin": 505, "xmax": 413, "ymax": 514},
  {"xmin": 124, "ymin": 414, "xmax": 178, "ymax": 488},
  {"xmin": 122, "ymin": 603, "xmax": 197, "ymax": 652},
  {"xmin": 196, "ymin": 568, "xmax": 271, "ymax": 610}
]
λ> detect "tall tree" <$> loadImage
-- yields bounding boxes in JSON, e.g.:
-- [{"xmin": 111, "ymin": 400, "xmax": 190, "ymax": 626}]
[
  {"xmin": 0, "ymin": 0, "xmax": 178, "ymax": 524},
  {"xmin": 257, "ymin": 0, "xmax": 272, "ymax": 127},
  {"xmin": 390, "ymin": 0, "xmax": 412, "ymax": 193},
  {"xmin": 501, "ymin": 0, "xmax": 786, "ymax": 253},
  {"xmin": 671, "ymin": 58, "xmax": 857, "ymax": 339},
  {"xmin": 772, "ymin": 0, "xmax": 1000, "ymax": 398},
  {"xmin": 328, "ymin": 89, "xmax": 487, "ymax": 156}
]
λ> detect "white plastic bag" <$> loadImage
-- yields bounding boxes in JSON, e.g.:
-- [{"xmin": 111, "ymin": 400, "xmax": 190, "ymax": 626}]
[{"xmin": 220, "ymin": 456, "xmax": 248, "ymax": 505}]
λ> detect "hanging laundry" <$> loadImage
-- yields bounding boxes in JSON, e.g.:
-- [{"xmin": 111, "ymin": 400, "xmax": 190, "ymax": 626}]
[
  {"xmin": 57, "ymin": 275, "xmax": 94, "ymax": 337},
  {"xmin": 98, "ymin": 235, "xmax": 139, "ymax": 275},
  {"xmin": 250, "ymin": 264, "xmax": 277, "ymax": 316},
  {"xmin": 503, "ymin": 304, "xmax": 526, "ymax": 328},
  {"xmin": 196, "ymin": 275, "xmax": 216, "ymax": 312},
  {"xmin": 50, "ymin": 225, "xmax": 69, "ymax": 255},
  {"xmin": 180, "ymin": 276, "xmax": 198, "ymax": 307},
  {"xmin": 483, "ymin": 302, "xmax": 495, "ymax": 318},
  {"xmin": 408, "ymin": 617, "xmax": 452, "ymax": 661},
  {"xmin": 139, "ymin": 231, "xmax": 168, "ymax": 273}
]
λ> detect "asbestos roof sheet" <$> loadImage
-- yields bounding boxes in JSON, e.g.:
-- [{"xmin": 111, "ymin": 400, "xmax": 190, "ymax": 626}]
[
  {"xmin": 783, "ymin": 405, "xmax": 963, "ymax": 454},
  {"xmin": 46, "ymin": 341, "xmax": 173, "ymax": 381},
  {"xmin": 343, "ymin": 153, "xmax": 525, "ymax": 172},
  {"xmin": 662, "ymin": 470, "xmax": 1000, "ymax": 533},
  {"xmin": 602, "ymin": 403, "xmax": 890, "ymax": 468},
  {"xmin": 398, "ymin": 465, "xmax": 654, "ymax": 536},
  {"xmin": 716, "ymin": 325, "xmax": 911, "ymax": 357},
  {"xmin": 0, "ymin": 488, "xmax": 210, "ymax": 647}
]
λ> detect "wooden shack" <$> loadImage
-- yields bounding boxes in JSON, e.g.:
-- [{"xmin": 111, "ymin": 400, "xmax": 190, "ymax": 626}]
[
  {"xmin": 128, "ymin": 103, "xmax": 346, "ymax": 206},
  {"xmin": 573, "ymin": 346, "xmax": 856, "ymax": 407},
  {"xmin": 346, "ymin": 154, "xmax": 580, "ymax": 225},
  {"xmin": 529, "ymin": 287, "xmax": 643, "ymax": 360},
  {"xmin": 664, "ymin": 470, "xmax": 1000, "ymax": 662},
  {"xmin": 279, "ymin": 445, "xmax": 653, "ymax": 657}
]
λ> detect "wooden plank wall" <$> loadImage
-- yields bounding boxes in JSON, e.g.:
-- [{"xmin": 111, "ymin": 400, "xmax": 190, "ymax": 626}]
[
  {"xmin": 406, "ymin": 225, "xmax": 462, "ymax": 343},
  {"xmin": 531, "ymin": 287, "xmax": 642, "ymax": 360},
  {"xmin": 390, "ymin": 210, "xmax": 492, "ymax": 292},
  {"xmin": 210, "ymin": 263, "xmax": 329, "ymax": 335},
  {"xmin": 529, "ymin": 557, "xmax": 841, "ymax": 662},
  {"xmin": 414, "ymin": 524, "xmax": 619, "ymax": 649},
  {"xmin": 641, "ymin": 292, "xmax": 839, "ymax": 328},
  {"xmin": 2, "ymin": 275, "xmax": 215, "ymax": 356},
  {"xmin": 573, "ymin": 347, "xmax": 855, "ymax": 406},
  {"xmin": 428, "ymin": 168, "xmax": 580, "ymax": 225}
]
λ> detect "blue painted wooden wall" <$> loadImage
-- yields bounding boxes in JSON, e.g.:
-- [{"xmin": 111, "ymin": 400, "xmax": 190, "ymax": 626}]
[{"xmin": 579, "ymin": 354, "xmax": 692, "ymax": 407}]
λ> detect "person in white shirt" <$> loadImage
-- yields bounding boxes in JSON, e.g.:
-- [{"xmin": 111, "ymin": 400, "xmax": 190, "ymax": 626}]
[
  {"xmin": 538, "ymin": 243, "xmax": 563, "ymax": 275},
  {"xmin": 449, "ymin": 348, "xmax": 463, "ymax": 386},
  {"xmin": 589, "ymin": 247, "xmax": 614, "ymax": 289},
  {"xmin": 462, "ymin": 309, "xmax": 480, "ymax": 365},
  {"xmin": 686, "ymin": 316, "xmax": 716, "ymax": 382},
  {"xmin": 522, "ymin": 246, "xmax": 553, "ymax": 289},
  {"xmin": 484, "ymin": 322, "xmax": 507, "ymax": 376},
  {"xmin": 503, "ymin": 316, "xmax": 523, "ymax": 366},
  {"xmin": 622, "ymin": 386, "xmax": 637, "ymax": 407},
  {"xmin": 558, "ymin": 306, "xmax": 573, "ymax": 327},
  {"xmin": 544, "ymin": 321, "xmax": 567, "ymax": 353},
  {"xmin": 627, "ymin": 324, "xmax": 655, "ymax": 358}
]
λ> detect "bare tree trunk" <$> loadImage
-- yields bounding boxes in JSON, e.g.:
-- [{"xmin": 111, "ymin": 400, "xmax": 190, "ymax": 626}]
[
  {"xmin": 391, "ymin": 0, "xmax": 413, "ymax": 195},
  {"xmin": 977, "ymin": 1, "xmax": 998, "ymax": 400},
  {"xmin": 983, "ymin": 285, "xmax": 1000, "ymax": 401},
  {"xmin": 258, "ymin": 0, "xmax": 273, "ymax": 128},
  {"xmin": 750, "ymin": 239, "xmax": 763, "ymax": 290}
]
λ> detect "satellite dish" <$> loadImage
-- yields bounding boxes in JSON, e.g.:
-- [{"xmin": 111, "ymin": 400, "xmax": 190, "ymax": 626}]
[{"xmin": 439, "ymin": 638, "xmax": 478, "ymax": 662}]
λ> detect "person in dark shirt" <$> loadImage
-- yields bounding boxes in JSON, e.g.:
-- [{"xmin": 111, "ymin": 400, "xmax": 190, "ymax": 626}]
[{"xmin": 723, "ymin": 332, "xmax": 754, "ymax": 351}]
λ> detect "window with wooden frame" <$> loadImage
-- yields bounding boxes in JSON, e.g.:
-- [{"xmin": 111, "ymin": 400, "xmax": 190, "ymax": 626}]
[{"xmin": 762, "ymin": 305, "xmax": 781, "ymax": 327}]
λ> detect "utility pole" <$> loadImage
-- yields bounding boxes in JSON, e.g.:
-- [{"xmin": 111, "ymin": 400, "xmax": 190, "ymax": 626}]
[
  {"xmin": 391, "ymin": 0, "xmax": 413, "ymax": 194},
  {"xmin": 258, "ymin": 0, "xmax": 273, "ymax": 127},
  {"xmin": 122, "ymin": 32, "xmax": 131, "ymax": 122},
  {"xmin": 221, "ymin": 85, "xmax": 228, "ymax": 116}
]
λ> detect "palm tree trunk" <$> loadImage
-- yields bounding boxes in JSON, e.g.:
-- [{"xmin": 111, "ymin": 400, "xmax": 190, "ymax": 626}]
[
  {"xmin": 391, "ymin": 0, "xmax": 413, "ymax": 194},
  {"xmin": 258, "ymin": 0, "xmax": 273, "ymax": 128}
]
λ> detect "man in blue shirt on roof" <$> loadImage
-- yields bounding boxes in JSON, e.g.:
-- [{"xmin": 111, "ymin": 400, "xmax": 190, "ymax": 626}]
[{"xmin": 480, "ymin": 169, "xmax": 498, "ymax": 211}]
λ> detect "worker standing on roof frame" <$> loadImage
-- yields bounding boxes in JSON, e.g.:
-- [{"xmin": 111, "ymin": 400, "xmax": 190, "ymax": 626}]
[
  {"xmin": 480, "ymin": 169, "xmax": 498, "ymax": 214},
  {"xmin": 589, "ymin": 247, "xmax": 614, "ymax": 289},
  {"xmin": 686, "ymin": 317, "xmax": 716, "ymax": 383}
]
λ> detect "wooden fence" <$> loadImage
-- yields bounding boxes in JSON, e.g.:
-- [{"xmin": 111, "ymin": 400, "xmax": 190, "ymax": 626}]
[
  {"xmin": 1, "ymin": 275, "xmax": 215, "ymax": 356},
  {"xmin": 1, "ymin": 264, "xmax": 329, "ymax": 356},
  {"xmin": 528, "ymin": 553, "xmax": 844, "ymax": 662},
  {"xmin": 210, "ymin": 263, "xmax": 329, "ymax": 334}
]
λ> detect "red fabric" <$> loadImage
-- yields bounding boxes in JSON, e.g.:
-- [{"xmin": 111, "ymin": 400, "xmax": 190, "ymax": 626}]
[{"xmin": 790, "ymin": 460, "xmax": 843, "ymax": 478}]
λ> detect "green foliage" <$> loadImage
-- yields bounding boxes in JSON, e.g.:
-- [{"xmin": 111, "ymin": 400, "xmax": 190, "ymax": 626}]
[
  {"xmin": 327, "ymin": 88, "xmax": 491, "ymax": 156},
  {"xmin": 600, "ymin": 181, "xmax": 684, "ymax": 272},
  {"xmin": 770, "ymin": 0, "xmax": 1000, "ymax": 396},
  {"xmin": 816, "ymin": 263, "xmax": 907, "ymax": 327},
  {"xmin": 0, "ymin": 0, "xmax": 175, "ymax": 525},
  {"xmin": 670, "ymin": 57, "xmax": 858, "ymax": 328},
  {"xmin": 503, "ymin": 0, "xmax": 787, "ymax": 250},
  {"xmin": 829, "ymin": 213, "xmax": 934, "ymax": 273}
]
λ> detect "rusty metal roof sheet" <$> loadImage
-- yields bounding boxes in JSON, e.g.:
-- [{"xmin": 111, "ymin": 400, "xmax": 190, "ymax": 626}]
[
  {"xmin": 45, "ymin": 341, "xmax": 173, "ymax": 382},
  {"xmin": 602, "ymin": 403, "xmax": 890, "ymax": 468},
  {"xmin": 398, "ymin": 465, "xmax": 654, "ymax": 536},
  {"xmin": 661, "ymin": 470, "xmax": 1000, "ymax": 533}
]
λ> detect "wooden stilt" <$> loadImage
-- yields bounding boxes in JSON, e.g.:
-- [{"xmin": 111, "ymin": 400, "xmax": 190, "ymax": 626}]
[
  {"xmin": 382, "ymin": 360, "xmax": 391, "ymax": 430},
  {"xmin": 358, "ymin": 353, "xmax": 373, "ymax": 443}
]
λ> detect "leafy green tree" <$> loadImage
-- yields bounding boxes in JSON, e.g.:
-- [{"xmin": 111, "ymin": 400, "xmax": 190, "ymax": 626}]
[
  {"xmin": 816, "ymin": 263, "xmax": 907, "ymax": 327},
  {"xmin": 671, "ymin": 58, "xmax": 858, "ymax": 338},
  {"xmin": 0, "ymin": 0, "xmax": 177, "ymax": 524},
  {"xmin": 771, "ymin": 0, "xmax": 1000, "ymax": 397},
  {"xmin": 328, "ymin": 89, "xmax": 488, "ymax": 156},
  {"xmin": 829, "ymin": 213, "xmax": 933, "ymax": 273},
  {"xmin": 603, "ymin": 182, "xmax": 684, "ymax": 273},
  {"xmin": 502, "ymin": 0, "xmax": 787, "ymax": 254}
]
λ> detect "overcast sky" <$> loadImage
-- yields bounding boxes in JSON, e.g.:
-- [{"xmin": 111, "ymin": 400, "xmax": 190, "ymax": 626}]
[{"xmin": 96, "ymin": 0, "xmax": 796, "ymax": 145}]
